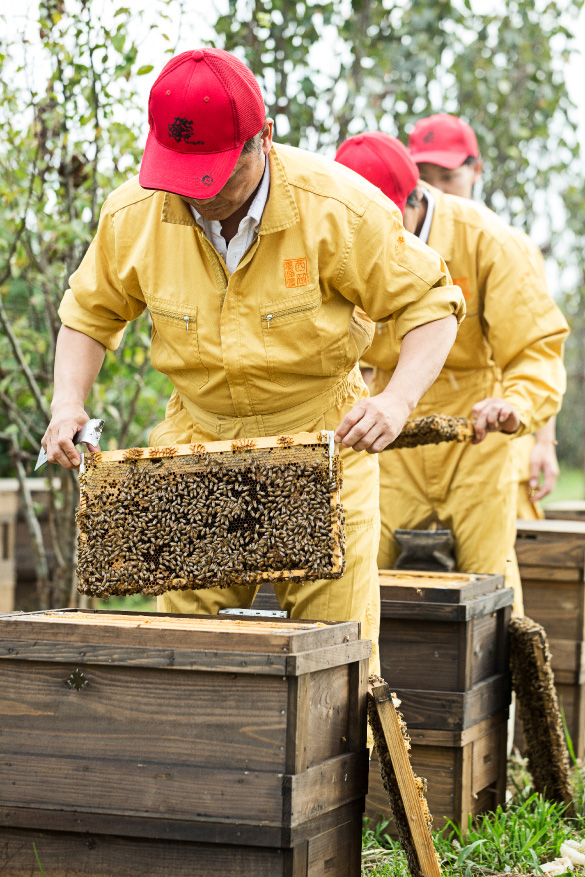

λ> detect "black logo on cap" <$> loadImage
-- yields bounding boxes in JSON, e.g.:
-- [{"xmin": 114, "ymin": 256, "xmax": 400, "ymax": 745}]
[
  {"xmin": 168, "ymin": 117, "xmax": 204, "ymax": 145},
  {"xmin": 423, "ymin": 131, "xmax": 435, "ymax": 143},
  {"xmin": 201, "ymin": 175, "xmax": 214, "ymax": 187}
]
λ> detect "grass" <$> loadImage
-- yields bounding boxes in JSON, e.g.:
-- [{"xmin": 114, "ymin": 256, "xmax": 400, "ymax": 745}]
[
  {"xmin": 362, "ymin": 753, "xmax": 585, "ymax": 876},
  {"xmin": 93, "ymin": 594, "xmax": 157, "ymax": 612}
]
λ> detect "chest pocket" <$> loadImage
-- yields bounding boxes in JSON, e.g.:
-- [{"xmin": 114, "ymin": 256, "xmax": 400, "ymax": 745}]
[
  {"xmin": 148, "ymin": 301, "xmax": 208, "ymax": 391},
  {"xmin": 260, "ymin": 287, "xmax": 343, "ymax": 387}
]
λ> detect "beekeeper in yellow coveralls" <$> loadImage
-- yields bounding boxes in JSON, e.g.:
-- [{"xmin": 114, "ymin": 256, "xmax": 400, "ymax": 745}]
[
  {"xmin": 336, "ymin": 132, "xmax": 568, "ymax": 614},
  {"xmin": 408, "ymin": 114, "xmax": 559, "ymax": 521},
  {"xmin": 42, "ymin": 49, "xmax": 465, "ymax": 676}
]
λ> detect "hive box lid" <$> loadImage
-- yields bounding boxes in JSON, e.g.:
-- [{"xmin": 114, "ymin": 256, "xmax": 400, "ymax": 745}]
[
  {"xmin": 517, "ymin": 519, "xmax": 585, "ymax": 536},
  {"xmin": 378, "ymin": 570, "xmax": 512, "ymax": 620},
  {"xmin": 0, "ymin": 609, "xmax": 370, "ymax": 676}
]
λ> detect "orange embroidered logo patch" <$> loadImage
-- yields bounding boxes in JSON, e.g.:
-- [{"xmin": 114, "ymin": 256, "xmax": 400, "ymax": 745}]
[
  {"xmin": 452, "ymin": 276, "xmax": 470, "ymax": 300},
  {"xmin": 283, "ymin": 258, "xmax": 309, "ymax": 288}
]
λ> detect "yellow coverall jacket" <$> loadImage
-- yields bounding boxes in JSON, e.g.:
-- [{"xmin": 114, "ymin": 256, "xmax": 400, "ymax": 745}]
[
  {"xmin": 59, "ymin": 145, "xmax": 465, "ymax": 674},
  {"xmin": 509, "ymin": 231, "xmax": 551, "ymax": 520},
  {"xmin": 365, "ymin": 184, "xmax": 568, "ymax": 613}
]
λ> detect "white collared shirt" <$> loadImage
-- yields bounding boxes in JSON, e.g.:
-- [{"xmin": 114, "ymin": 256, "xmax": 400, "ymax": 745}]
[
  {"xmin": 418, "ymin": 187, "xmax": 435, "ymax": 244},
  {"xmin": 190, "ymin": 157, "xmax": 270, "ymax": 274}
]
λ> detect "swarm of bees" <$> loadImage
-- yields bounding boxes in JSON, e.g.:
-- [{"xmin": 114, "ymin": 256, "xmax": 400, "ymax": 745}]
[
  {"xmin": 509, "ymin": 617, "xmax": 573, "ymax": 811},
  {"xmin": 76, "ymin": 438, "xmax": 345, "ymax": 598},
  {"xmin": 388, "ymin": 414, "xmax": 474, "ymax": 450}
]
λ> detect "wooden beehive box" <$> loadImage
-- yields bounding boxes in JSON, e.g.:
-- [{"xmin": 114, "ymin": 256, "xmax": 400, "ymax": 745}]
[
  {"xmin": 367, "ymin": 570, "xmax": 513, "ymax": 830},
  {"xmin": 516, "ymin": 519, "xmax": 585, "ymax": 758},
  {"xmin": 0, "ymin": 610, "xmax": 370, "ymax": 876},
  {"xmin": 0, "ymin": 485, "xmax": 18, "ymax": 613},
  {"xmin": 544, "ymin": 501, "xmax": 585, "ymax": 522}
]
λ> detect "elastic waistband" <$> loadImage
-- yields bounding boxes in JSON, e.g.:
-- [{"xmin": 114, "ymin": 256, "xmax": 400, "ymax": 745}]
[{"xmin": 179, "ymin": 365, "xmax": 368, "ymax": 440}]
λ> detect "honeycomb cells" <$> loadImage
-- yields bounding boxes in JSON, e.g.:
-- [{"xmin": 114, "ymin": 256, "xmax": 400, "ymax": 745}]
[
  {"xmin": 390, "ymin": 415, "xmax": 473, "ymax": 449},
  {"xmin": 76, "ymin": 444, "xmax": 345, "ymax": 598}
]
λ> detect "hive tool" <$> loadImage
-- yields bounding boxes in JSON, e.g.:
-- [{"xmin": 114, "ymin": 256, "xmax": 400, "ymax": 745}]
[{"xmin": 34, "ymin": 419, "xmax": 105, "ymax": 471}]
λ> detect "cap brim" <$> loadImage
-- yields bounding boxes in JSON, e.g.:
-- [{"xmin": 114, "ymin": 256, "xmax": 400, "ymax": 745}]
[
  {"xmin": 408, "ymin": 148, "xmax": 469, "ymax": 170},
  {"xmin": 139, "ymin": 131, "xmax": 243, "ymax": 199}
]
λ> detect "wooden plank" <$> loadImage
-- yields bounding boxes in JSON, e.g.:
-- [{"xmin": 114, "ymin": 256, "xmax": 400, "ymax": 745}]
[
  {"xmin": 548, "ymin": 639, "xmax": 585, "ymax": 684},
  {"xmin": 306, "ymin": 666, "xmax": 349, "ymax": 768},
  {"xmin": 454, "ymin": 744, "xmax": 472, "ymax": 830},
  {"xmin": 285, "ymin": 840, "xmax": 308, "ymax": 877},
  {"xmin": 286, "ymin": 639, "xmax": 371, "ymax": 675},
  {"xmin": 0, "ymin": 612, "xmax": 359, "ymax": 657},
  {"xmin": 516, "ymin": 527, "xmax": 585, "ymax": 569},
  {"xmin": 517, "ymin": 520, "xmax": 585, "ymax": 536},
  {"xmin": 0, "ymin": 660, "xmax": 288, "ymax": 773},
  {"xmin": 0, "ymin": 638, "xmax": 291, "ymax": 675},
  {"xmin": 286, "ymin": 674, "xmax": 310, "ymax": 774},
  {"xmin": 380, "ymin": 588, "xmax": 514, "ymax": 622},
  {"xmin": 347, "ymin": 658, "xmax": 368, "ymax": 753},
  {"xmin": 286, "ymin": 752, "xmax": 368, "ymax": 827},
  {"xmin": 367, "ymin": 712, "xmax": 508, "ymax": 832},
  {"xmin": 379, "ymin": 620, "xmax": 461, "ymax": 692},
  {"xmin": 0, "ymin": 800, "xmax": 364, "ymax": 851},
  {"xmin": 0, "ymin": 827, "xmax": 286, "ymax": 877},
  {"xmin": 392, "ymin": 674, "xmax": 510, "ymax": 731},
  {"xmin": 0, "ymin": 753, "xmax": 285, "ymax": 823},
  {"xmin": 378, "ymin": 571, "xmax": 503, "ymax": 605},
  {"xmin": 306, "ymin": 811, "xmax": 362, "ymax": 877},
  {"xmin": 520, "ymin": 581, "xmax": 584, "ymax": 641},
  {"xmin": 368, "ymin": 682, "xmax": 442, "ymax": 877},
  {"xmin": 518, "ymin": 565, "xmax": 582, "ymax": 583},
  {"xmin": 406, "ymin": 711, "xmax": 509, "ymax": 748},
  {"xmin": 91, "ymin": 431, "xmax": 333, "ymax": 463}
]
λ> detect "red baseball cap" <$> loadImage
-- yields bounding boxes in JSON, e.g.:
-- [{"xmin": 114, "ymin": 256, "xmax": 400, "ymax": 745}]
[
  {"xmin": 139, "ymin": 49, "xmax": 266, "ymax": 199},
  {"xmin": 335, "ymin": 132, "xmax": 419, "ymax": 214},
  {"xmin": 408, "ymin": 114, "xmax": 479, "ymax": 169}
]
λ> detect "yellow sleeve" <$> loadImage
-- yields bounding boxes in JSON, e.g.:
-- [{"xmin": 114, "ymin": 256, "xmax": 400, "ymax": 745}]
[
  {"xmin": 482, "ymin": 233, "xmax": 568, "ymax": 435},
  {"xmin": 335, "ymin": 192, "xmax": 466, "ymax": 336},
  {"xmin": 58, "ymin": 203, "xmax": 147, "ymax": 351}
]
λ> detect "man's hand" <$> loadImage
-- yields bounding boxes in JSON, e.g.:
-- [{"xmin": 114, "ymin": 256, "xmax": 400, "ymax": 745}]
[
  {"xmin": 529, "ymin": 435, "xmax": 559, "ymax": 502},
  {"xmin": 42, "ymin": 405, "xmax": 99, "ymax": 469},
  {"xmin": 471, "ymin": 397, "xmax": 521, "ymax": 444},
  {"xmin": 334, "ymin": 392, "xmax": 411, "ymax": 453}
]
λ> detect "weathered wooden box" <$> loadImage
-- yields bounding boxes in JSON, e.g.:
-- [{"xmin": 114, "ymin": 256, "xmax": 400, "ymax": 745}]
[
  {"xmin": 516, "ymin": 519, "xmax": 585, "ymax": 758},
  {"xmin": 0, "ymin": 610, "xmax": 370, "ymax": 876},
  {"xmin": 367, "ymin": 570, "xmax": 513, "ymax": 829},
  {"xmin": 0, "ymin": 485, "xmax": 17, "ymax": 613},
  {"xmin": 368, "ymin": 710, "xmax": 508, "ymax": 832},
  {"xmin": 544, "ymin": 501, "xmax": 585, "ymax": 522}
]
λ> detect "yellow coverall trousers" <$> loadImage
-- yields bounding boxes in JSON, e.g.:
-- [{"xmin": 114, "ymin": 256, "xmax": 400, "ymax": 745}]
[
  {"xmin": 152, "ymin": 366, "xmax": 381, "ymax": 677},
  {"xmin": 375, "ymin": 370, "xmax": 524, "ymax": 615}
]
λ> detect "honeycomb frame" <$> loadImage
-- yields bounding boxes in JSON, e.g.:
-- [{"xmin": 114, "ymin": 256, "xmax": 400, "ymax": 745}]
[{"xmin": 76, "ymin": 431, "xmax": 345, "ymax": 599}]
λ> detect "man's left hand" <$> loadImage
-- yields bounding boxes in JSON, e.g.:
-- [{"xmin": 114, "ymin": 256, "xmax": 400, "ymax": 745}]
[
  {"xmin": 334, "ymin": 393, "xmax": 411, "ymax": 453},
  {"xmin": 529, "ymin": 439, "xmax": 559, "ymax": 501},
  {"xmin": 471, "ymin": 397, "xmax": 520, "ymax": 443}
]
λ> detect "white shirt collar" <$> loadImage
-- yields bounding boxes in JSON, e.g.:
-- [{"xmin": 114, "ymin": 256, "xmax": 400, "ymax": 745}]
[
  {"xmin": 190, "ymin": 156, "xmax": 270, "ymax": 236},
  {"xmin": 418, "ymin": 187, "xmax": 435, "ymax": 244}
]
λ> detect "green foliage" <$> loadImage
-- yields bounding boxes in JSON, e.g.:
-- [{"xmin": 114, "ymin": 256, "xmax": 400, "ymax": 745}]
[
  {"xmin": 362, "ymin": 782, "xmax": 585, "ymax": 875},
  {"xmin": 0, "ymin": 1, "xmax": 170, "ymax": 605},
  {"xmin": 213, "ymin": 0, "xmax": 585, "ymax": 489}
]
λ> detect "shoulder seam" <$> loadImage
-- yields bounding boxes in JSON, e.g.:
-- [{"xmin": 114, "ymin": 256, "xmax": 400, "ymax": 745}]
[
  {"xmin": 288, "ymin": 179, "xmax": 370, "ymax": 217},
  {"xmin": 107, "ymin": 186, "xmax": 159, "ymax": 217}
]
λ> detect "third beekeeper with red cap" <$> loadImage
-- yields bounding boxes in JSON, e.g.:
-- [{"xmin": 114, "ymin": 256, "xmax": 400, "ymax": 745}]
[
  {"xmin": 409, "ymin": 113, "xmax": 561, "ymax": 521},
  {"xmin": 43, "ymin": 49, "xmax": 465, "ymax": 674},
  {"xmin": 336, "ymin": 131, "xmax": 568, "ymax": 613}
]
